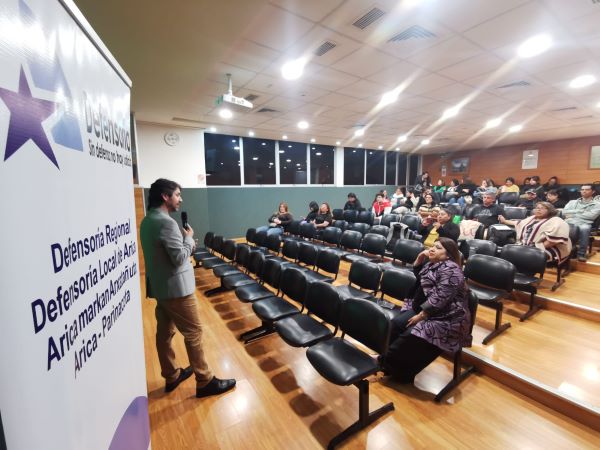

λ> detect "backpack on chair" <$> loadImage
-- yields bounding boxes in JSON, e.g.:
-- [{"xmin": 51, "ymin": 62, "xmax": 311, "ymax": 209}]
[{"xmin": 486, "ymin": 224, "xmax": 517, "ymax": 247}]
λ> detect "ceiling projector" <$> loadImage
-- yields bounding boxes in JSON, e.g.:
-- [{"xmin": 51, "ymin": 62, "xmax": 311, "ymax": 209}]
[{"xmin": 215, "ymin": 73, "xmax": 253, "ymax": 109}]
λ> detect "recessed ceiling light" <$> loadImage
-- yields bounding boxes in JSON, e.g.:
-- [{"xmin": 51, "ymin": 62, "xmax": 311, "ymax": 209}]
[
  {"xmin": 209, "ymin": 127, "xmax": 217, "ymax": 132},
  {"xmin": 442, "ymin": 105, "xmax": 460, "ymax": 120},
  {"xmin": 518, "ymin": 34, "xmax": 553, "ymax": 58},
  {"xmin": 421, "ymin": 139, "xmax": 430, "ymax": 145},
  {"xmin": 378, "ymin": 145, "xmax": 383, "ymax": 149},
  {"xmin": 369, "ymin": 151, "xmax": 373, "ymax": 155},
  {"xmin": 379, "ymin": 88, "xmax": 400, "ymax": 107},
  {"xmin": 281, "ymin": 57, "xmax": 307, "ymax": 80},
  {"xmin": 395, "ymin": 147, "xmax": 400, "ymax": 151},
  {"xmin": 248, "ymin": 130, "xmax": 255, "ymax": 137},
  {"xmin": 233, "ymin": 146, "xmax": 240, "ymax": 150},
  {"xmin": 252, "ymin": 157, "xmax": 258, "ymax": 161},
  {"xmin": 231, "ymin": 139, "xmax": 236, "ymax": 143},
  {"xmin": 397, "ymin": 135, "xmax": 407, "ymax": 142},
  {"xmin": 485, "ymin": 118, "xmax": 502, "ymax": 129},
  {"xmin": 508, "ymin": 124, "xmax": 523, "ymax": 133},
  {"xmin": 358, "ymin": 143, "xmax": 363, "ymax": 147},
  {"xmin": 354, "ymin": 128, "xmax": 365, "ymax": 137},
  {"xmin": 315, "ymin": 152, "xmax": 322, "ymax": 156},
  {"xmin": 335, "ymin": 141, "xmax": 341, "ymax": 145},
  {"xmin": 310, "ymin": 138, "xmax": 315, "ymax": 143},
  {"xmin": 261, "ymin": 142, "xmax": 266, "ymax": 146},
  {"xmin": 219, "ymin": 108, "xmax": 233, "ymax": 119},
  {"xmin": 288, "ymin": 145, "xmax": 292, "ymax": 148},
  {"xmin": 279, "ymin": 150, "xmax": 285, "ymax": 153},
  {"xmin": 352, "ymin": 150, "xmax": 356, "ymax": 153},
  {"xmin": 298, "ymin": 120, "xmax": 309, "ymax": 129},
  {"xmin": 286, "ymin": 159, "xmax": 291, "ymax": 162},
  {"xmin": 569, "ymin": 74, "xmax": 597, "ymax": 89},
  {"xmin": 597, "ymin": 101, "xmax": 600, "ymax": 108},
  {"xmin": 296, "ymin": 163, "xmax": 301, "ymax": 166},
  {"xmin": 282, "ymin": 135, "xmax": 288, "ymax": 140}
]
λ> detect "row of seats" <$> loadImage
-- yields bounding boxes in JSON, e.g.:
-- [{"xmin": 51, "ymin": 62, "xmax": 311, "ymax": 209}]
[{"xmin": 194, "ymin": 233, "xmax": 479, "ymax": 448}]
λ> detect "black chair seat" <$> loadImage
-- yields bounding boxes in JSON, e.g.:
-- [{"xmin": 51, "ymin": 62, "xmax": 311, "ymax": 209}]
[
  {"xmin": 235, "ymin": 283, "xmax": 274, "ymax": 303},
  {"xmin": 344, "ymin": 254, "xmax": 383, "ymax": 264},
  {"xmin": 213, "ymin": 265, "xmax": 241, "ymax": 278},
  {"xmin": 303, "ymin": 271, "xmax": 334, "ymax": 284},
  {"xmin": 222, "ymin": 273, "xmax": 256, "ymax": 289},
  {"xmin": 513, "ymin": 273, "xmax": 540, "ymax": 287},
  {"xmin": 306, "ymin": 338, "xmax": 377, "ymax": 386},
  {"xmin": 336, "ymin": 285, "xmax": 373, "ymax": 301},
  {"xmin": 378, "ymin": 262, "xmax": 411, "ymax": 272},
  {"xmin": 326, "ymin": 247, "xmax": 352, "ymax": 257},
  {"xmin": 202, "ymin": 257, "xmax": 228, "ymax": 269},
  {"xmin": 468, "ymin": 284, "xmax": 504, "ymax": 302},
  {"xmin": 193, "ymin": 250, "xmax": 211, "ymax": 259},
  {"xmin": 275, "ymin": 314, "xmax": 333, "ymax": 347},
  {"xmin": 252, "ymin": 297, "xmax": 300, "ymax": 321}
]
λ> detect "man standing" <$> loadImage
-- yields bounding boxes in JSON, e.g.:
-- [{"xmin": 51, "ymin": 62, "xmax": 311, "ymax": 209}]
[
  {"xmin": 140, "ymin": 178, "xmax": 235, "ymax": 397},
  {"xmin": 563, "ymin": 184, "xmax": 600, "ymax": 262}
]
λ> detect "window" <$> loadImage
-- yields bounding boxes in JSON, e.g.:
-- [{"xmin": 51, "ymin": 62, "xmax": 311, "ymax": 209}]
[
  {"xmin": 408, "ymin": 154, "xmax": 419, "ymax": 186},
  {"xmin": 204, "ymin": 133, "xmax": 241, "ymax": 186},
  {"xmin": 310, "ymin": 144, "xmax": 334, "ymax": 184},
  {"xmin": 279, "ymin": 141, "xmax": 307, "ymax": 184},
  {"xmin": 386, "ymin": 152, "xmax": 397, "ymax": 185},
  {"xmin": 397, "ymin": 153, "xmax": 408, "ymax": 186},
  {"xmin": 243, "ymin": 137, "xmax": 275, "ymax": 185},
  {"xmin": 344, "ymin": 147, "xmax": 365, "ymax": 185},
  {"xmin": 366, "ymin": 149, "xmax": 385, "ymax": 184}
]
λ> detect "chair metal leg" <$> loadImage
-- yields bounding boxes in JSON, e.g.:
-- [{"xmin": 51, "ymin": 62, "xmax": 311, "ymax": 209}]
[
  {"xmin": 327, "ymin": 379, "xmax": 394, "ymax": 450},
  {"xmin": 434, "ymin": 351, "xmax": 476, "ymax": 402},
  {"xmin": 482, "ymin": 305, "xmax": 511, "ymax": 345},
  {"xmin": 239, "ymin": 322, "xmax": 275, "ymax": 344},
  {"xmin": 519, "ymin": 292, "xmax": 539, "ymax": 321},
  {"xmin": 204, "ymin": 280, "xmax": 229, "ymax": 297}
]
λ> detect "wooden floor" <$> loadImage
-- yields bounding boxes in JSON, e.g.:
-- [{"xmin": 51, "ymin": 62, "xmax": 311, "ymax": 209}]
[{"xmin": 141, "ymin": 259, "xmax": 600, "ymax": 449}]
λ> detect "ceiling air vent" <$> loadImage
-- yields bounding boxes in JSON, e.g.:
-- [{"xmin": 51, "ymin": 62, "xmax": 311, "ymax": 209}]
[
  {"xmin": 314, "ymin": 41, "xmax": 337, "ymax": 57},
  {"xmin": 352, "ymin": 7, "xmax": 385, "ymax": 30},
  {"xmin": 550, "ymin": 106, "xmax": 577, "ymax": 112},
  {"xmin": 257, "ymin": 107, "xmax": 278, "ymax": 113},
  {"xmin": 172, "ymin": 117, "xmax": 203, "ymax": 124},
  {"xmin": 244, "ymin": 94, "xmax": 259, "ymax": 101},
  {"xmin": 388, "ymin": 25, "xmax": 436, "ymax": 42},
  {"xmin": 496, "ymin": 80, "xmax": 531, "ymax": 89}
]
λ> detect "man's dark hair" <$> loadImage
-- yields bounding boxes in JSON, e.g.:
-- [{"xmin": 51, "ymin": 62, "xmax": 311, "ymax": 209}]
[
  {"xmin": 347, "ymin": 192, "xmax": 356, "ymax": 199},
  {"xmin": 581, "ymin": 183, "xmax": 593, "ymax": 190},
  {"xmin": 148, "ymin": 178, "xmax": 181, "ymax": 209},
  {"xmin": 506, "ymin": 177, "xmax": 515, "ymax": 183}
]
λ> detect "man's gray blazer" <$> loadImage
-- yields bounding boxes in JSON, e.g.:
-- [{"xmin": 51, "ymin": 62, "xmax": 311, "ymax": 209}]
[{"xmin": 140, "ymin": 208, "xmax": 195, "ymax": 301}]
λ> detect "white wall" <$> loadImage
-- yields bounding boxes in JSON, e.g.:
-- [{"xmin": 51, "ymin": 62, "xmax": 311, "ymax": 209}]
[{"xmin": 136, "ymin": 122, "xmax": 206, "ymax": 187}]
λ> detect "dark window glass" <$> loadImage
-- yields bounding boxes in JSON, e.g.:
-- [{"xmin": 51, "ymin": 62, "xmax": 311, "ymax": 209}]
[
  {"xmin": 397, "ymin": 153, "xmax": 408, "ymax": 186},
  {"xmin": 204, "ymin": 133, "xmax": 241, "ymax": 186},
  {"xmin": 344, "ymin": 147, "xmax": 364, "ymax": 185},
  {"xmin": 385, "ymin": 152, "xmax": 397, "ymax": 185},
  {"xmin": 310, "ymin": 144, "xmax": 334, "ymax": 184},
  {"xmin": 279, "ymin": 141, "xmax": 307, "ymax": 184},
  {"xmin": 408, "ymin": 154, "xmax": 419, "ymax": 187},
  {"xmin": 243, "ymin": 137, "xmax": 275, "ymax": 185},
  {"xmin": 366, "ymin": 149, "xmax": 385, "ymax": 184}
]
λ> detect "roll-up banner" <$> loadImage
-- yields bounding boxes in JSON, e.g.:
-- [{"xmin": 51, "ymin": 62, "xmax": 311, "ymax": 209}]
[{"xmin": 0, "ymin": 1, "xmax": 149, "ymax": 449}]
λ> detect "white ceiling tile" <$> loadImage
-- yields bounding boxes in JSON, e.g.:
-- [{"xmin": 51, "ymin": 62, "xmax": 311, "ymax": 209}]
[
  {"xmin": 331, "ymin": 47, "xmax": 400, "ymax": 78},
  {"xmin": 242, "ymin": 4, "xmax": 314, "ymax": 52},
  {"xmin": 207, "ymin": 63, "xmax": 257, "ymax": 87},
  {"xmin": 243, "ymin": 73, "xmax": 292, "ymax": 96},
  {"xmin": 284, "ymin": 26, "xmax": 363, "ymax": 66},
  {"xmin": 425, "ymin": 83, "xmax": 479, "ymax": 102},
  {"xmin": 543, "ymin": 0, "xmax": 600, "ymax": 21},
  {"xmin": 438, "ymin": 53, "xmax": 507, "ymax": 82},
  {"xmin": 366, "ymin": 60, "xmax": 425, "ymax": 88},
  {"xmin": 220, "ymin": 39, "xmax": 281, "ymax": 73},
  {"xmin": 344, "ymin": 100, "xmax": 375, "ymax": 114},
  {"xmin": 336, "ymin": 79, "xmax": 385, "ymax": 99},
  {"xmin": 402, "ymin": 73, "xmax": 455, "ymax": 96},
  {"xmin": 303, "ymin": 67, "xmax": 360, "ymax": 92},
  {"xmin": 534, "ymin": 60, "xmax": 600, "ymax": 86},
  {"xmin": 313, "ymin": 92, "xmax": 358, "ymax": 108},
  {"xmin": 407, "ymin": 36, "xmax": 484, "ymax": 71},
  {"xmin": 433, "ymin": 0, "xmax": 530, "ymax": 33},
  {"xmin": 270, "ymin": 0, "xmax": 344, "ymax": 22}
]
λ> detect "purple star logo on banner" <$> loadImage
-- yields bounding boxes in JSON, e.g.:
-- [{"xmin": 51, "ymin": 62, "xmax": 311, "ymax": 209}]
[{"xmin": 0, "ymin": 67, "xmax": 60, "ymax": 168}]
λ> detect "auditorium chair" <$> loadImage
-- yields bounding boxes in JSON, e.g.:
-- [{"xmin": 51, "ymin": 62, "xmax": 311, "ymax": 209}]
[
  {"xmin": 460, "ymin": 239, "xmax": 498, "ymax": 259},
  {"xmin": 235, "ymin": 257, "xmax": 284, "ymax": 304},
  {"xmin": 245, "ymin": 228, "xmax": 256, "ymax": 245},
  {"xmin": 379, "ymin": 239, "xmax": 424, "ymax": 272},
  {"xmin": 296, "ymin": 241, "xmax": 319, "ymax": 269},
  {"xmin": 315, "ymin": 226, "xmax": 342, "ymax": 249},
  {"xmin": 380, "ymin": 214, "xmax": 399, "ymax": 228},
  {"xmin": 242, "ymin": 267, "xmax": 308, "ymax": 344},
  {"xmin": 300, "ymin": 222, "xmax": 317, "ymax": 241},
  {"xmin": 263, "ymin": 233, "xmax": 282, "ymax": 257},
  {"xmin": 546, "ymin": 224, "xmax": 578, "ymax": 291},
  {"xmin": 503, "ymin": 206, "xmax": 528, "ymax": 221},
  {"xmin": 197, "ymin": 235, "xmax": 225, "ymax": 269},
  {"xmin": 499, "ymin": 244, "xmax": 547, "ymax": 321},
  {"xmin": 332, "ymin": 208, "xmax": 344, "ymax": 221},
  {"xmin": 464, "ymin": 254, "xmax": 516, "ymax": 344},
  {"xmin": 348, "ymin": 222, "xmax": 370, "ymax": 236},
  {"xmin": 302, "ymin": 249, "xmax": 341, "ymax": 284},
  {"xmin": 282, "ymin": 220, "xmax": 302, "ymax": 242},
  {"xmin": 336, "ymin": 260, "xmax": 382, "ymax": 301},
  {"xmin": 326, "ymin": 230, "xmax": 362, "ymax": 258},
  {"xmin": 343, "ymin": 209, "xmax": 358, "ymax": 223},
  {"xmin": 306, "ymin": 298, "xmax": 394, "ymax": 449},
  {"xmin": 498, "ymin": 192, "xmax": 519, "ymax": 206},
  {"xmin": 434, "ymin": 290, "xmax": 479, "ymax": 402},
  {"xmin": 356, "ymin": 210, "xmax": 375, "ymax": 226},
  {"xmin": 443, "ymin": 191, "xmax": 459, "ymax": 203},
  {"xmin": 193, "ymin": 231, "xmax": 214, "ymax": 260},
  {"xmin": 331, "ymin": 220, "xmax": 348, "ymax": 232},
  {"xmin": 463, "ymin": 204, "xmax": 481, "ymax": 220},
  {"xmin": 221, "ymin": 249, "xmax": 266, "ymax": 291},
  {"xmin": 400, "ymin": 214, "xmax": 421, "ymax": 232},
  {"xmin": 445, "ymin": 204, "xmax": 462, "ymax": 217},
  {"xmin": 275, "ymin": 281, "xmax": 342, "ymax": 347},
  {"xmin": 368, "ymin": 268, "xmax": 416, "ymax": 314},
  {"xmin": 252, "ymin": 230, "xmax": 269, "ymax": 253},
  {"xmin": 269, "ymin": 239, "xmax": 300, "ymax": 267},
  {"xmin": 203, "ymin": 240, "xmax": 238, "ymax": 296},
  {"xmin": 368, "ymin": 225, "xmax": 389, "ymax": 238},
  {"xmin": 212, "ymin": 243, "xmax": 251, "ymax": 280},
  {"xmin": 344, "ymin": 233, "xmax": 386, "ymax": 264}
]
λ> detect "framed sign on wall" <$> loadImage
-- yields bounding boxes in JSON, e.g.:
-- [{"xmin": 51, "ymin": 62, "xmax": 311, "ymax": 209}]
[
  {"xmin": 451, "ymin": 157, "xmax": 469, "ymax": 173},
  {"xmin": 590, "ymin": 145, "xmax": 600, "ymax": 169}
]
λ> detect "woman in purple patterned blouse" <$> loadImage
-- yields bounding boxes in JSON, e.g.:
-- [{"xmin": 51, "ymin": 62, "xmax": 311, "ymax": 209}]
[{"xmin": 383, "ymin": 237, "xmax": 472, "ymax": 383}]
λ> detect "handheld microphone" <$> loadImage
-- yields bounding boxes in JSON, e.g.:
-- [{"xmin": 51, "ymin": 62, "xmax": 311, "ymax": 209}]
[{"xmin": 181, "ymin": 211, "xmax": 189, "ymax": 230}]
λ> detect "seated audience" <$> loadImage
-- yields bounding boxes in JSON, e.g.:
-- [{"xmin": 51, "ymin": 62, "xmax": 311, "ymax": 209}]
[
  {"xmin": 414, "ymin": 171, "xmax": 432, "ymax": 192},
  {"xmin": 433, "ymin": 179, "xmax": 446, "ymax": 193},
  {"xmin": 372, "ymin": 193, "xmax": 392, "ymax": 218},
  {"xmin": 391, "ymin": 187, "xmax": 405, "ymax": 207},
  {"xmin": 476, "ymin": 192, "xmax": 504, "ymax": 227},
  {"xmin": 499, "ymin": 177, "xmax": 520, "ymax": 193},
  {"xmin": 519, "ymin": 177, "xmax": 531, "ymax": 193},
  {"xmin": 393, "ymin": 190, "xmax": 419, "ymax": 216},
  {"xmin": 542, "ymin": 176, "xmax": 561, "ymax": 194},
  {"xmin": 383, "ymin": 238, "xmax": 472, "ymax": 383},
  {"xmin": 256, "ymin": 202, "xmax": 293, "ymax": 236},
  {"xmin": 312, "ymin": 203, "xmax": 333, "ymax": 229},
  {"xmin": 420, "ymin": 208, "xmax": 460, "ymax": 246},
  {"xmin": 344, "ymin": 192, "xmax": 362, "ymax": 211},
  {"xmin": 499, "ymin": 202, "xmax": 571, "ymax": 262},
  {"xmin": 562, "ymin": 184, "xmax": 600, "ymax": 261},
  {"xmin": 546, "ymin": 189, "xmax": 567, "ymax": 209},
  {"xmin": 455, "ymin": 177, "xmax": 477, "ymax": 206},
  {"xmin": 522, "ymin": 175, "xmax": 543, "ymax": 199},
  {"xmin": 417, "ymin": 193, "xmax": 440, "ymax": 219},
  {"xmin": 446, "ymin": 179, "xmax": 460, "ymax": 202},
  {"xmin": 517, "ymin": 189, "xmax": 538, "ymax": 210},
  {"xmin": 303, "ymin": 201, "xmax": 319, "ymax": 222}
]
